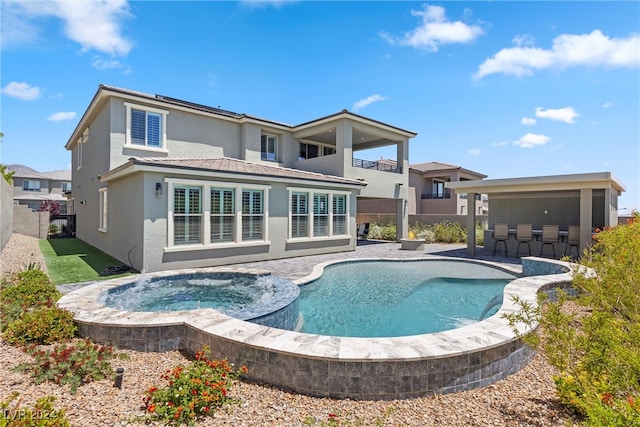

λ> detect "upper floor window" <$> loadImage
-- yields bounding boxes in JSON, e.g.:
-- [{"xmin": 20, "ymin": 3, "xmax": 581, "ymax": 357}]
[
  {"xmin": 299, "ymin": 142, "xmax": 336, "ymax": 160},
  {"xmin": 77, "ymin": 128, "xmax": 88, "ymax": 170},
  {"xmin": 125, "ymin": 103, "xmax": 168, "ymax": 151},
  {"xmin": 261, "ymin": 134, "xmax": 278, "ymax": 161},
  {"xmin": 22, "ymin": 180, "xmax": 40, "ymax": 192},
  {"xmin": 62, "ymin": 182, "xmax": 72, "ymax": 192}
]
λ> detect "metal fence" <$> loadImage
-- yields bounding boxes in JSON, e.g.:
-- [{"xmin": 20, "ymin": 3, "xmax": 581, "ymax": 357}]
[{"xmin": 48, "ymin": 214, "xmax": 76, "ymax": 238}]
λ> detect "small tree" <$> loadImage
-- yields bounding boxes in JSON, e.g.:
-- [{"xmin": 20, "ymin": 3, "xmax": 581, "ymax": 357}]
[
  {"xmin": 0, "ymin": 133, "xmax": 11, "ymax": 184},
  {"xmin": 38, "ymin": 200, "xmax": 62, "ymax": 216}
]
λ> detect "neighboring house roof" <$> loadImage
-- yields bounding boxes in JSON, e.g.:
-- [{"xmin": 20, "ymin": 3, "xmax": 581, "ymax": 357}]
[
  {"xmin": 100, "ymin": 157, "xmax": 368, "ymax": 187},
  {"xmin": 14, "ymin": 193, "xmax": 68, "ymax": 202},
  {"xmin": 40, "ymin": 170, "xmax": 71, "ymax": 181},
  {"xmin": 7, "ymin": 164, "xmax": 71, "ymax": 181},
  {"xmin": 409, "ymin": 161, "xmax": 487, "ymax": 179}
]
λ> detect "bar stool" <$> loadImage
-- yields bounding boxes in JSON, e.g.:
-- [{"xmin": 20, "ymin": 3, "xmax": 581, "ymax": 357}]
[
  {"xmin": 492, "ymin": 224, "xmax": 510, "ymax": 257},
  {"xmin": 515, "ymin": 224, "xmax": 532, "ymax": 257},
  {"xmin": 564, "ymin": 225, "xmax": 580, "ymax": 260},
  {"xmin": 540, "ymin": 225, "xmax": 560, "ymax": 258}
]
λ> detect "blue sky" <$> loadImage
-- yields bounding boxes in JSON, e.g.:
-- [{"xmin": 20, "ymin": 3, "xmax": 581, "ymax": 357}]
[{"xmin": 1, "ymin": 1, "xmax": 638, "ymax": 211}]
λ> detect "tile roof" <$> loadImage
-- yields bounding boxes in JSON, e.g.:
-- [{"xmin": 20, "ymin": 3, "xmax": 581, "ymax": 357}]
[{"xmin": 102, "ymin": 157, "xmax": 367, "ymax": 187}]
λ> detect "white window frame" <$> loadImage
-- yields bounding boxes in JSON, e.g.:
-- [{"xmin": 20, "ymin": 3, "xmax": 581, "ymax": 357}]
[
  {"xmin": 76, "ymin": 128, "xmax": 88, "ymax": 170},
  {"xmin": 98, "ymin": 187, "xmax": 108, "ymax": 232},
  {"xmin": 261, "ymin": 133, "xmax": 278, "ymax": 161},
  {"xmin": 22, "ymin": 180, "xmax": 41, "ymax": 192},
  {"xmin": 124, "ymin": 102, "xmax": 169, "ymax": 153},
  {"xmin": 210, "ymin": 187, "xmax": 235, "ymax": 243},
  {"xmin": 165, "ymin": 178, "xmax": 270, "ymax": 252},
  {"xmin": 62, "ymin": 182, "xmax": 72, "ymax": 192},
  {"xmin": 287, "ymin": 187, "xmax": 350, "ymax": 242},
  {"xmin": 242, "ymin": 189, "xmax": 265, "ymax": 241},
  {"xmin": 332, "ymin": 194, "xmax": 347, "ymax": 235}
]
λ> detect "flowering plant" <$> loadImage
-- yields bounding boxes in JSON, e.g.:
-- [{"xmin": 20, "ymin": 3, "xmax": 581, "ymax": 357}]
[{"xmin": 143, "ymin": 346, "xmax": 247, "ymax": 425}]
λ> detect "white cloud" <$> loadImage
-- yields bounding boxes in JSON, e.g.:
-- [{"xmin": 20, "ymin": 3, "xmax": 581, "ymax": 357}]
[
  {"xmin": 48, "ymin": 111, "xmax": 77, "ymax": 122},
  {"xmin": 535, "ymin": 106, "xmax": 579, "ymax": 124},
  {"xmin": 239, "ymin": 0, "xmax": 295, "ymax": 8},
  {"xmin": 521, "ymin": 117, "xmax": 537, "ymax": 125},
  {"xmin": 512, "ymin": 34, "xmax": 536, "ymax": 47},
  {"xmin": 513, "ymin": 133, "xmax": 551, "ymax": 148},
  {"xmin": 491, "ymin": 140, "xmax": 509, "ymax": 147},
  {"xmin": 1, "ymin": 82, "xmax": 41, "ymax": 100},
  {"xmin": 602, "ymin": 101, "xmax": 615, "ymax": 108},
  {"xmin": 468, "ymin": 148, "xmax": 481, "ymax": 156},
  {"xmin": 381, "ymin": 4, "xmax": 484, "ymax": 52},
  {"xmin": 475, "ymin": 30, "xmax": 640, "ymax": 79},
  {"xmin": 91, "ymin": 57, "xmax": 124, "ymax": 70},
  {"xmin": 353, "ymin": 94, "xmax": 387, "ymax": 111},
  {"xmin": 4, "ymin": 0, "xmax": 132, "ymax": 56}
]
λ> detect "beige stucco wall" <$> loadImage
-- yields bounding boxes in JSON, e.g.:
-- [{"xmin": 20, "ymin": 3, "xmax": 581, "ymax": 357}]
[
  {"xmin": 0, "ymin": 178, "xmax": 13, "ymax": 250},
  {"xmin": 12, "ymin": 205, "xmax": 48, "ymax": 239}
]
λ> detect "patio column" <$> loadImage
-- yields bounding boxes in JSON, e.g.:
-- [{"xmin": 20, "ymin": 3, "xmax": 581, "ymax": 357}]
[
  {"xmin": 396, "ymin": 198, "xmax": 407, "ymax": 241},
  {"xmin": 466, "ymin": 192, "xmax": 477, "ymax": 256},
  {"xmin": 336, "ymin": 121, "xmax": 353, "ymax": 176},
  {"xmin": 580, "ymin": 188, "xmax": 593, "ymax": 252}
]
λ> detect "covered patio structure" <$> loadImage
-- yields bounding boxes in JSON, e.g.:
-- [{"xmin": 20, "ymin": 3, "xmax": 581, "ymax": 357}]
[{"xmin": 446, "ymin": 172, "xmax": 625, "ymax": 257}]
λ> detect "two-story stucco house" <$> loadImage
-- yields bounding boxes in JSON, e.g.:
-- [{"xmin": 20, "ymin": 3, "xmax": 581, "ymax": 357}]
[
  {"xmin": 8, "ymin": 164, "xmax": 72, "ymax": 213},
  {"xmin": 65, "ymin": 85, "xmax": 417, "ymax": 272}
]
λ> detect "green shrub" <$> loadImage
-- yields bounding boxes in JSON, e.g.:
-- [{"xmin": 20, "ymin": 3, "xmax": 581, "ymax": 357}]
[
  {"xmin": 3, "ymin": 306, "xmax": 77, "ymax": 345},
  {"xmin": 367, "ymin": 223, "xmax": 397, "ymax": 241},
  {"xmin": 504, "ymin": 214, "xmax": 640, "ymax": 425},
  {"xmin": 0, "ymin": 392, "xmax": 70, "ymax": 426},
  {"xmin": 0, "ymin": 270, "xmax": 61, "ymax": 332},
  {"xmin": 143, "ymin": 347, "xmax": 246, "ymax": 425},
  {"xmin": 15, "ymin": 339, "xmax": 127, "ymax": 394},
  {"xmin": 431, "ymin": 220, "xmax": 466, "ymax": 243}
]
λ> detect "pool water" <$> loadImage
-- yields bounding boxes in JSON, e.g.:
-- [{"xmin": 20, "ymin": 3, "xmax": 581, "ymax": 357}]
[
  {"xmin": 100, "ymin": 272, "xmax": 289, "ymax": 317},
  {"xmin": 298, "ymin": 260, "xmax": 515, "ymax": 337}
]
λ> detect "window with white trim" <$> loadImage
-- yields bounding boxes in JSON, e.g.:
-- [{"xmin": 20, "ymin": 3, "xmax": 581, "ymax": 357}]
[
  {"xmin": 289, "ymin": 189, "xmax": 350, "ymax": 240},
  {"xmin": 99, "ymin": 187, "xmax": 108, "ymax": 232},
  {"xmin": 291, "ymin": 192, "xmax": 308, "ymax": 238},
  {"xmin": 332, "ymin": 194, "xmax": 347, "ymax": 235},
  {"xmin": 313, "ymin": 194, "xmax": 329, "ymax": 237},
  {"xmin": 76, "ymin": 128, "xmax": 88, "ymax": 170},
  {"xmin": 242, "ymin": 190, "xmax": 264, "ymax": 240},
  {"xmin": 261, "ymin": 134, "xmax": 278, "ymax": 161},
  {"xmin": 167, "ymin": 180, "xmax": 269, "ymax": 249},
  {"xmin": 210, "ymin": 188, "xmax": 234, "ymax": 242},
  {"xmin": 62, "ymin": 182, "xmax": 72, "ymax": 192},
  {"xmin": 22, "ymin": 180, "xmax": 41, "ymax": 192},
  {"xmin": 173, "ymin": 185, "xmax": 202, "ymax": 245},
  {"xmin": 125, "ymin": 103, "xmax": 168, "ymax": 150}
]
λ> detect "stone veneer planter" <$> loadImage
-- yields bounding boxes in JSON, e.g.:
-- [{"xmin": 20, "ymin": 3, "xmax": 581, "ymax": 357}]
[{"xmin": 58, "ymin": 257, "xmax": 575, "ymax": 400}]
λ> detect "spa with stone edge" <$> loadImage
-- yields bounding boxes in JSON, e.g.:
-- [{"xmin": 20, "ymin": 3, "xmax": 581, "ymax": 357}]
[{"xmin": 57, "ymin": 256, "xmax": 574, "ymax": 400}]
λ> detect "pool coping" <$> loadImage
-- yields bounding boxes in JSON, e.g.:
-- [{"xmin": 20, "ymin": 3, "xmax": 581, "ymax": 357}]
[{"xmin": 57, "ymin": 255, "xmax": 576, "ymax": 399}]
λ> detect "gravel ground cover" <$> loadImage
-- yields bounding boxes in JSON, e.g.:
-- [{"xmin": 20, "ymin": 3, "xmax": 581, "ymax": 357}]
[{"xmin": 0, "ymin": 233, "xmax": 575, "ymax": 426}]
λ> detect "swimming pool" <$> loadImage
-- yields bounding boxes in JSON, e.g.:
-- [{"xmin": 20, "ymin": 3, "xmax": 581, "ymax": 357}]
[
  {"xmin": 58, "ymin": 256, "xmax": 575, "ymax": 400},
  {"xmin": 298, "ymin": 260, "xmax": 515, "ymax": 337}
]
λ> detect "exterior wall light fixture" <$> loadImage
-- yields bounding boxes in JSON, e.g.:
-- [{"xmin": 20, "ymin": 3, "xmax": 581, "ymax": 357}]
[{"xmin": 155, "ymin": 182, "xmax": 163, "ymax": 197}]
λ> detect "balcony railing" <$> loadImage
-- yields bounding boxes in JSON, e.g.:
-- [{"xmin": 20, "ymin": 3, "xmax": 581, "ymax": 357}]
[
  {"xmin": 352, "ymin": 158, "xmax": 402, "ymax": 173},
  {"xmin": 421, "ymin": 191, "xmax": 452, "ymax": 200},
  {"xmin": 459, "ymin": 193, "xmax": 482, "ymax": 201}
]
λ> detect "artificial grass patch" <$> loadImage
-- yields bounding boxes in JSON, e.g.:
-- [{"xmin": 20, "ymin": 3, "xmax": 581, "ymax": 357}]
[{"xmin": 38, "ymin": 238, "xmax": 135, "ymax": 285}]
